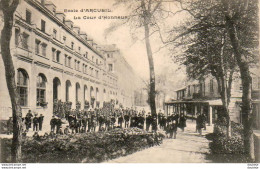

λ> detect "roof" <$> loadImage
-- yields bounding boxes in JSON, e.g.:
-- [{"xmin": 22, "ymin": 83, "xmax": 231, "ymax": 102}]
[
  {"xmin": 175, "ymin": 87, "xmax": 186, "ymax": 92},
  {"xmin": 165, "ymin": 99, "xmax": 223, "ymax": 106}
]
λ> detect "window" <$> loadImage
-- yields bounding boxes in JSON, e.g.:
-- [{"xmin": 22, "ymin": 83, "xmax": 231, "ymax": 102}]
[
  {"xmin": 187, "ymin": 85, "xmax": 191, "ymax": 96},
  {"xmin": 65, "ymin": 55, "xmax": 68, "ymax": 66},
  {"xmin": 258, "ymin": 77, "xmax": 260, "ymax": 89},
  {"xmin": 108, "ymin": 64, "xmax": 113, "ymax": 71},
  {"xmin": 52, "ymin": 48, "xmax": 56, "ymax": 61},
  {"xmin": 85, "ymin": 65, "xmax": 87, "ymax": 74},
  {"xmin": 107, "ymin": 53, "xmax": 110, "ymax": 58},
  {"xmin": 56, "ymin": 51, "xmax": 60, "ymax": 63},
  {"xmin": 71, "ymin": 42, "xmax": 74, "ymax": 49},
  {"xmin": 85, "ymin": 52, "xmax": 88, "ymax": 58},
  {"xmin": 96, "ymin": 70, "xmax": 99, "ymax": 78},
  {"xmin": 78, "ymin": 46, "xmax": 81, "ymax": 53},
  {"xmin": 68, "ymin": 57, "xmax": 71, "ymax": 67},
  {"xmin": 26, "ymin": 10, "xmax": 31, "ymax": 24},
  {"xmin": 41, "ymin": 43, "xmax": 47, "ymax": 56},
  {"xmin": 77, "ymin": 61, "xmax": 80, "ymax": 71},
  {"xmin": 63, "ymin": 36, "xmax": 66, "ymax": 43},
  {"xmin": 17, "ymin": 69, "xmax": 28, "ymax": 106},
  {"xmin": 53, "ymin": 29, "xmax": 57, "ymax": 39},
  {"xmin": 41, "ymin": 20, "xmax": 46, "ymax": 33},
  {"xmin": 35, "ymin": 39, "xmax": 40, "ymax": 54},
  {"xmin": 96, "ymin": 59, "xmax": 98, "ymax": 65},
  {"xmin": 74, "ymin": 59, "xmax": 78, "ymax": 70},
  {"xmin": 22, "ymin": 33, "xmax": 29, "ymax": 50},
  {"xmin": 36, "ymin": 74, "xmax": 46, "ymax": 106},
  {"xmin": 15, "ymin": 29, "xmax": 20, "ymax": 46},
  {"xmin": 210, "ymin": 79, "xmax": 214, "ymax": 93},
  {"xmin": 82, "ymin": 63, "xmax": 85, "ymax": 73}
]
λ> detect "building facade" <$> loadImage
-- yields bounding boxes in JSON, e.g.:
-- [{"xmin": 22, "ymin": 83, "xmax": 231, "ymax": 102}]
[
  {"xmin": 0, "ymin": 0, "xmax": 143, "ymax": 129},
  {"xmin": 165, "ymin": 73, "xmax": 260, "ymax": 129}
]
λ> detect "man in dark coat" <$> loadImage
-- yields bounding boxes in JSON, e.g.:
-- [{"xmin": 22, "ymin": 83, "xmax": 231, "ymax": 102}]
[
  {"xmin": 118, "ymin": 114, "xmax": 124, "ymax": 128},
  {"xmin": 111, "ymin": 115, "xmax": 116, "ymax": 129},
  {"xmin": 196, "ymin": 113, "xmax": 204, "ymax": 136},
  {"xmin": 151, "ymin": 116, "xmax": 157, "ymax": 131},
  {"xmin": 124, "ymin": 113, "xmax": 130, "ymax": 128},
  {"xmin": 146, "ymin": 112, "xmax": 152, "ymax": 131},
  {"xmin": 50, "ymin": 116, "xmax": 56, "ymax": 132},
  {"xmin": 82, "ymin": 114, "xmax": 88, "ymax": 132},
  {"xmin": 169, "ymin": 119, "xmax": 178, "ymax": 139},
  {"xmin": 179, "ymin": 113, "xmax": 187, "ymax": 132},
  {"xmin": 161, "ymin": 114, "xmax": 167, "ymax": 130},
  {"xmin": 38, "ymin": 114, "xmax": 44, "ymax": 131},
  {"xmin": 33, "ymin": 114, "xmax": 39, "ymax": 131},
  {"xmin": 56, "ymin": 117, "xmax": 62, "ymax": 134}
]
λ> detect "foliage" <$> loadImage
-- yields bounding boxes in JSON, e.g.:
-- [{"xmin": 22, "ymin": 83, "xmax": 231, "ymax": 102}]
[
  {"xmin": 206, "ymin": 120, "xmax": 251, "ymax": 163},
  {"xmin": 0, "ymin": 128, "xmax": 164, "ymax": 163}
]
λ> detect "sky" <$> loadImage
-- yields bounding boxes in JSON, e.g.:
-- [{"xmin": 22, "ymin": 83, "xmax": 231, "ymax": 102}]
[{"xmin": 51, "ymin": 0, "xmax": 187, "ymax": 85}]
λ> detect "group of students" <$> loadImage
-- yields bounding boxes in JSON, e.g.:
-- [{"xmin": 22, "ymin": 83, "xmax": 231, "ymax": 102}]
[
  {"xmin": 6, "ymin": 110, "xmax": 44, "ymax": 135},
  {"xmin": 49, "ymin": 108, "xmax": 157, "ymax": 135},
  {"xmin": 6, "ymin": 107, "xmax": 208, "ymax": 139}
]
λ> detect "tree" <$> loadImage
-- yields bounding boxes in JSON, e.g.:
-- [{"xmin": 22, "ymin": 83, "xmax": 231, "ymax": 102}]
[
  {"xmin": 0, "ymin": 0, "xmax": 22, "ymax": 162},
  {"xmin": 169, "ymin": 0, "xmax": 258, "ymax": 159},
  {"xmin": 179, "ymin": 21, "xmax": 236, "ymax": 137},
  {"xmin": 106, "ymin": 0, "xmax": 168, "ymax": 119},
  {"xmin": 220, "ymin": 0, "xmax": 259, "ymax": 160}
]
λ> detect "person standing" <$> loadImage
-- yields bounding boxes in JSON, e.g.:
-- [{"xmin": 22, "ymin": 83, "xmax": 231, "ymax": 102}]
[
  {"xmin": 56, "ymin": 117, "xmax": 62, "ymax": 134},
  {"xmin": 196, "ymin": 113, "xmax": 204, "ymax": 136},
  {"xmin": 118, "ymin": 114, "xmax": 124, "ymax": 128},
  {"xmin": 124, "ymin": 113, "xmax": 130, "ymax": 128},
  {"xmin": 111, "ymin": 115, "xmax": 116, "ymax": 129},
  {"xmin": 38, "ymin": 114, "xmax": 44, "ymax": 131},
  {"xmin": 33, "ymin": 114, "xmax": 39, "ymax": 131},
  {"xmin": 7, "ymin": 117, "xmax": 13, "ymax": 135},
  {"xmin": 146, "ymin": 112, "xmax": 152, "ymax": 131},
  {"xmin": 179, "ymin": 113, "xmax": 187, "ymax": 132},
  {"xmin": 161, "ymin": 114, "xmax": 167, "ymax": 130},
  {"xmin": 50, "ymin": 116, "xmax": 56, "ymax": 132},
  {"xmin": 151, "ymin": 116, "xmax": 157, "ymax": 131}
]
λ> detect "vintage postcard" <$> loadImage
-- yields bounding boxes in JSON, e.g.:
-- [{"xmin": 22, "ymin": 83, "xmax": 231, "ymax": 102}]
[{"xmin": 0, "ymin": 0, "xmax": 259, "ymax": 167}]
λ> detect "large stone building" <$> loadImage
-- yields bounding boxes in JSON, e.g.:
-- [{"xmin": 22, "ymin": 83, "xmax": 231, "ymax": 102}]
[{"xmin": 0, "ymin": 0, "xmax": 144, "ymax": 128}]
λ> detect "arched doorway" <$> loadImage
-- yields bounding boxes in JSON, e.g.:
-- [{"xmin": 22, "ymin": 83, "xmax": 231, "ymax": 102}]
[
  {"xmin": 53, "ymin": 77, "xmax": 61, "ymax": 101},
  {"xmin": 65, "ymin": 80, "xmax": 72, "ymax": 102}
]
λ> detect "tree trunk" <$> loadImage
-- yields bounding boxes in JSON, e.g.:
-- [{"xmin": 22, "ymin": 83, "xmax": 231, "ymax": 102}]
[
  {"xmin": 224, "ymin": 15, "xmax": 254, "ymax": 160},
  {"xmin": 144, "ymin": 23, "xmax": 157, "ymax": 117},
  {"xmin": 0, "ymin": 0, "xmax": 22, "ymax": 163},
  {"xmin": 141, "ymin": 0, "xmax": 157, "ymax": 118}
]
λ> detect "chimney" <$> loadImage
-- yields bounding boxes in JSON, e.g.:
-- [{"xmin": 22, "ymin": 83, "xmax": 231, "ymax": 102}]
[
  {"xmin": 73, "ymin": 26, "xmax": 80, "ymax": 35},
  {"xmin": 56, "ymin": 12, "xmax": 65, "ymax": 23},
  {"xmin": 40, "ymin": 0, "xmax": 45, "ymax": 5},
  {"xmin": 87, "ymin": 38, "xmax": 93, "ymax": 46},
  {"xmin": 80, "ymin": 31, "xmax": 87, "ymax": 40},
  {"xmin": 45, "ymin": 1, "xmax": 56, "ymax": 14},
  {"xmin": 65, "ymin": 20, "xmax": 74, "ymax": 29}
]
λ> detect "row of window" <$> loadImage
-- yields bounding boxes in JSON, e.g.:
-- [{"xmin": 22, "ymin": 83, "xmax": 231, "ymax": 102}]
[
  {"xmin": 25, "ymin": 9, "xmax": 102, "ymax": 67},
  {"xmin": 17, "ymin": 68, "xmax": 117, "ymax": 107},
  {"xmin": 17, "ymin": 69, "xmax": 46, "ymax": 106}
]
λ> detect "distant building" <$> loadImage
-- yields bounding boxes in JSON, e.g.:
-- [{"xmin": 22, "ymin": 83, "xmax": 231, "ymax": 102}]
[
  {"xmin": 165, "ymin": 71, "xmax": 260, "ymax": 129},
  {"xmin": 100, "ymin": 44, "xmax": 147, "ymax": 108}
]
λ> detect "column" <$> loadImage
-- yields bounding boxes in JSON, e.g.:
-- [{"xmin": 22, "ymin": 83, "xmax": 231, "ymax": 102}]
[
  {"xmin": 194, "ymin": 105, "xmax": 197, "ymax": 118},
  {"xmin": 209, "ymin": 105, "xmax": 213, "ymax": 126}
]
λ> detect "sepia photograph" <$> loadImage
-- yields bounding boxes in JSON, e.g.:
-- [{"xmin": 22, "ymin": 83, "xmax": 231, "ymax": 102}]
[{"xmin": 0, "ymin": 0, "xmax": 259, "ymax": 167}]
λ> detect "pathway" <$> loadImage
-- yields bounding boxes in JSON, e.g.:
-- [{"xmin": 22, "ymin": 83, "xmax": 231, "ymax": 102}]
[{"xmin": 106, "ymin": 119, "xmax": 213, "ymax": 163}]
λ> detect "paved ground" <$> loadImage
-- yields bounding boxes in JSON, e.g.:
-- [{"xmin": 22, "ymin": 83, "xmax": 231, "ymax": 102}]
[{"xmin": 106, "ymin": 119, "xmax": 213, "ymax": 163}]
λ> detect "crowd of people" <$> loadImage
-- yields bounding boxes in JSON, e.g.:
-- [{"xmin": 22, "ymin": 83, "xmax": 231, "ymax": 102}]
[{"xmin": 6, "ymin": 108, "xmax": 208, "ymax": 139}]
